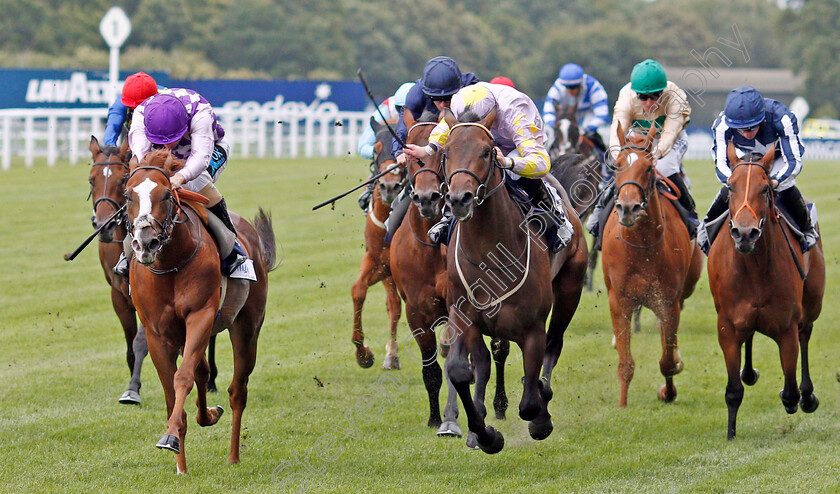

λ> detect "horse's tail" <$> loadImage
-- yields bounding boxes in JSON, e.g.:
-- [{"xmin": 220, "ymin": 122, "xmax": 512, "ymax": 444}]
[{"xmin": 254, "ymin": 207, "xmax": 279, "ymax": 272}]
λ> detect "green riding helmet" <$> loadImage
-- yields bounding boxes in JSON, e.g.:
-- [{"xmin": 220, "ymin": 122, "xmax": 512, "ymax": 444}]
[{"xmin": 631, "ymin": 59, "xmax": 667, "ymax": 94}]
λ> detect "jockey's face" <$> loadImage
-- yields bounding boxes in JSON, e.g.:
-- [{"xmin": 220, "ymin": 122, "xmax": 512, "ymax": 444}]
[
  {"xmin": 638, "ymin": 91, "xmax": 662, "ymax": 113},
  {"xmin": 565, "ymin": 84, "xmax": 581, "ymax": 97},
  {"xmin": 433, "ymin": 99, "xmax": 451, "ymax": 111},
  {"xmin": 736, "ymin": 125, "xmax": 760, "ymax": 140},
  {"xmin": 163, "ymin": 141, "xmax": 178, "ymax": 150}
]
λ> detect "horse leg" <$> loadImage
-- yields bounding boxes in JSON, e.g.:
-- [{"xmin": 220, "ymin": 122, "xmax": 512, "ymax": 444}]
[
  {"xmin": 585, "ymin": 239, "xmax": 598, "ymax": 291},
  {"xmin": 521, "ymin": 330, "xmax": 553, "ymax": 440},
  {"xmin": 633, "ymin": 306, "xmax": 642, "ymax": 334},
  {"xmin": 490, "ymin": 337, "xmax": 509, "ymax": 420},
  {"xmin": 609, "ymin": 293, "xmax": 635, "ymax": 407},
  {"xmin": 382, "ymin": 277, "xmax": 402, "ymax": 370},
  {"xmin": 194, "ymin": 354, "xmax": 224, "ymax": 428},
  {"xmin": 655, "ymin": 303, "xmax": 682, "ymax": 403},
  {"xmin": 777, "ymin": 327, "xmax": 801, "ymax": 415},
  {"xmin": 207, "ymin": 335, "xmax": 218, "ymax": 393},
  {"xmin": 798, "ymin": 321, "xmax": 819, "ymax": 413},
  {"xmin": 112, "ymin": 289, "xmax": 142, "ymax": 404},
  {"xmin": 464, "ymin": 335, "xmax": 491, "ymax": 449},
  {"xmin": 407, "ymin": 316, "xmax": 442, "ymax": 428},
  {"xmin": 740, "ymin": 335, "xmax": 759, "ymax": 385},
  {"xmin": 445, "ymin": 326, "xmax": 503, "ymax": 454},
  {"xmin": 351, "ymin": 254, "xmax": 380, "ymax": 368},
  {"xmin": 718, "ymin": 322, "xmax": 744, "ymax": 440},
  {"xmin": 227, "ymin": 315, "xmax": 261, "ymax": 464},
  {"xmin": 147, "ymin": 331, "xmax": 187, "ymax": 472}
]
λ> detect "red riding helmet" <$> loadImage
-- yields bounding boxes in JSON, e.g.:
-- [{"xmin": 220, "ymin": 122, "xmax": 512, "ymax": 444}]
[
  {"xmin": 121, "ymin": 72, "xmax": 159, "ymax": 108},
  {"xmin": 489, "ymin": 76, "xmax": 516, "ymax": 89}
]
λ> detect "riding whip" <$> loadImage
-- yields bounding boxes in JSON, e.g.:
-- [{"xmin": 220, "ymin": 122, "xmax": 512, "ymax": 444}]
[{"xmin": 64, "ymin": 204, "xmax": 126, "ymax": 261}]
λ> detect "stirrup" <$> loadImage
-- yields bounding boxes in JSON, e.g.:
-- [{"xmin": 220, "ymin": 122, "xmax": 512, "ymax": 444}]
[
  {"xmin": 113, "ymin": 252, "xmax": 129, "ymax": 278},
  {"xmin": 427, "ymin": 220, "xmax": 450, "ymax": 245},
  {"xmin": 358, "ymin": 189, "xmax": 372, "ymax": 211},
  {"xmin": 221, "ymin": 242, "xmax": 248, "ymax": 276},
  {"xmin": 804, "ymin": 229, "xmax": 820, "ymax": 250}
]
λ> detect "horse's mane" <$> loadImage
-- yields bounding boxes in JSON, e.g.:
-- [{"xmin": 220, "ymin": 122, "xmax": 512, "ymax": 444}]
[
  {"xmin": 418, "ymin": 110, "xmax": 438, "ymax": 123},
  {"xmin": 459, "ymin": 109, "xmax": 482, "ymax": 123},
  {"xmin": 99, "ymin": 144, "xmax": 121, "ymax": 157},
  {"xmin": 136, "ymin": 149, "xmax": 187, "ymax": 176}
]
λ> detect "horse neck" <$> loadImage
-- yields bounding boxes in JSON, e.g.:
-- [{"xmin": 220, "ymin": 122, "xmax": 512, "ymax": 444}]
[
  {"xmin": 459, "ymin": 179, "xmax": 525, "ymax": 254},
  {"xmin": 161, "ymin": 207, "xmax": 202, "ymax": 265},
  {"xmin": 737, "ymin": 213, "xmax": 790, "ymax": 269}
]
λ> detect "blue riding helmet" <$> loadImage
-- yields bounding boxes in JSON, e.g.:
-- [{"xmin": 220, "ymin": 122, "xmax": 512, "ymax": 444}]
[
  {"xmin": 392, "ymin": 82, "xmax": 416, "ymax": 108},
  {"xmin": 724, "ymin": 86, "xmax": 766, "ymax": 129},
  {"xmin": 558, "ymin": 63, "xmax": 584, "ymax": 86},
  {"xmin": 421, "ymin": 56, "xmax": 462, "ymax": 97}
]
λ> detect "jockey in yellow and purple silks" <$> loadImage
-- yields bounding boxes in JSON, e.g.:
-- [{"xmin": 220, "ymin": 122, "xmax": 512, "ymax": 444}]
[{"xmin": 402, "ymin": 82, "xmax": 574, "ymax": 250}]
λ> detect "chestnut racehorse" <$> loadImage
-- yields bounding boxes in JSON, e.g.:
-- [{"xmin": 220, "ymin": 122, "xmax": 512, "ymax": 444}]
[
  {"xmin": 440, "ymin": 107, "xmax": 588, "ymax": 454},
  {"xmin": 708, "ymin": 143, "xmax": 824, "ymax": 440},
  {"xmin": 126, "ymin": 150, "xmax": 276, "ymax": 473},
  {"xmin": 601, "ymin": 122, "xmax": 703, "ymax": 407},
  {"xmin": 88, "ymin": 136, "xmax": 148, "ymax": 404},
  {"xmin": 351, "ymin": 123, "xmax": 406, "ymax": 369}
]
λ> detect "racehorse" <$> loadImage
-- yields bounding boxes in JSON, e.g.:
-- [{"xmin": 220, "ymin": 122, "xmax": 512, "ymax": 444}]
[
  {"xmin": 440, "ymin": 106, "xmax": 588, "ymax": 454},
  {"xmin": 601, "ymin": 122, "xmax": 703, "ymax": 407},
  {"xmin": 548, "ymin": 103, "xmax": 603, "ymax": 292},
  {"xmin": 708, "ymin": 143, "xmax": 824, "ymax": 439},
  {"xmin": 125, "ymin": 149, "xmax": 276, "ymax": 473},
  {"xmin": 351, "ymin": 122, "xmax": 406, "ymax": 369},
  {"xmin": 87, "ymin": 136, "xmax": 148, "ymax": 404}
]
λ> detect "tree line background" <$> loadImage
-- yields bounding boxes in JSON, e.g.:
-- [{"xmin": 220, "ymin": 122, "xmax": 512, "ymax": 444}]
[{"xmin": 1, "ymin": 0, "xmax": 838, "ymax": 117}]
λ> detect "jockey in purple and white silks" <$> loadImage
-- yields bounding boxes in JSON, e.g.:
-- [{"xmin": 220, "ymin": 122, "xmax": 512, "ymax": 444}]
[
  {"xmin": 542, "ymin": 63, "xmax": 610, "ymax": 156},
  {"xmin": 117, "ymin": 88, "xmax": 247, "ymax": 277},
  {"xmin": 697, "ymin": 85, "xmax": 817, "ymax": 252},
  {"xmin": 402, "ymin": 81, "xmax": 575, "ymax": 251}
]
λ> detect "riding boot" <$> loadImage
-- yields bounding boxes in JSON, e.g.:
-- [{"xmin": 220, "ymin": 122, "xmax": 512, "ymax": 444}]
[
  {"xmin": 207, "ymin": 198, "xmax": 247, "ymax": 275},
  {"xmin": 518, "ymin": 177, "xmax": 573, "ymax": 250},
  {"xmin": 113, "ymin": 236, "xmax": 132, "ymax": 279},
  {"xmin": 358, "ymin": 165, "xmax": 377, "ymax": 211},
  {"xmin": 428, "ymin": 205, "xmax": 453, "ymax": 246},
  {"xmin": 586, "ymin": 181, "xmax": 615, "ymax": 237},
  {"xmin": 702, "ymin": 186, "xmax": 730, "ymax": 225},
  {"xmin": 667, "ymin": 173, "xmax": 698, "ymax": 221},
  {"xmin": 777, "ymin": 186, "xmax": 819, "ymax": 250}
]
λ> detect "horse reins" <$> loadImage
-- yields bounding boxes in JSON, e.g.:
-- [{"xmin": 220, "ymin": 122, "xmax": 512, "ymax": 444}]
[
  {"xmin": 614, "ymin": 145, "xmax": 667, "ymax": 249},
  {"xmin": 443, "ymin": 122, "xmax": 506, "ymax": 206},
  {"xmin": 91, "ymin": 159, "xmax": 130, "ymax": 242}
]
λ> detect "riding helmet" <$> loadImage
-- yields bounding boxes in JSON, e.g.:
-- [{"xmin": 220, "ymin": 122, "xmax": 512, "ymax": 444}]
[
  {"xmin": 421, "ymin": 56, "xmax": 462, "ymax": 97},
  {"xmin": 630, "ymin": 59, "xmax": 667, "ymax": 94},
  {"xmin": 143, "ymin": 94, "xmax": 189, "ymax": 145},
  {"xmin": 489, "ymin": 76, "xmax": 516, "ymax": 88},
  {"xmin": 558, "ymin": 63, "xmax": 584, "ymax": 86},
  {"xmin": 121, "ymin": 72, "xmax": 159, "ymax": 108},
  {"xmin": 724, "ymin": 86, "xmax": 766, "ymax": 129}
]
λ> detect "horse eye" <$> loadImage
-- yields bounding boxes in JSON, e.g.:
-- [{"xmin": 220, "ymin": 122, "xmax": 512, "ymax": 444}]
[{"xmin": 482, "ymin": 147, "xmax": 492, "ymax": 159}]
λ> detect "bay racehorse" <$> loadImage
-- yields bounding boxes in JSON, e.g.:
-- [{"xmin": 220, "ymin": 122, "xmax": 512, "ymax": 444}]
[
  {"xmin": 601, "ymin": 122, "xmax": 703, "ymax": 407},
  {"xmin": 440, "ymin": 106, "xmax": 588, "ymax": 454},
  {"xmin": 126, "ymin": 149, "xmax": 276, "ymax": 473},
  {"xmin": 88, "ymin": 136, "xmax": 148, "ymax": 404},
  {"xmin": 708, "ymin": 143, "xmax": 824, "ymax": 439},
  {"xmin": 351, "ymin": 122, "xmax": 406, "ymax": 369}
]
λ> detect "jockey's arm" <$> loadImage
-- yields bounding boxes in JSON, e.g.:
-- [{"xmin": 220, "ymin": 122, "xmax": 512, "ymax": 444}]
[
  {"xmin": 357, "ymin": 121, "xmax": 376, "ymax": 160},
  {"xmin": 609, "ymin": 90, "xmax": 634, "ymax": 161},
  {"xmin": 127, "ymin": 109, "xmax": 152, "ymax": 163},
  {"xmin": 653, "ymin": 87, "xmax": 691, "ymax": 159},
  {"xmin": 585, "ymin": 82, "xmax": 611, "ymax": 132},
  {"xmin": 507, "ymin": 108, "xmax": 550, "ymax": 178},
  {"xmin": 104, "ymin": 97, "xmax": 128, "ymax": 147},
  {"xmin": 711, "ymin": 113, "xmax": 732, "ymax": 184},
  {"xmin": 176, "ymin": 109, "xmax": 215, "ymax": 183},
  {"xmin": 772, "ymin": 112, "xmax": 804, "ymax": 185},
  {"xmin": 542, "ymin": 81, "xmax": 562, "ymax": 128}
]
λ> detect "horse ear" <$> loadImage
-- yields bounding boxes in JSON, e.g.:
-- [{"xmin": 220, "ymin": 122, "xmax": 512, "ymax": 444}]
[
  {"xmin": 616, "ymin": 121, "xmax": 627, "ymax": 148},
  {"xmin": 442, "ymin": 107, "xmax": 457, "ymax": 127},
  {"xmin": 373, "ymin": 141, "xmax": 382, "ymax": 157},
  {"xmin": 118, "ymin": 138, "xmax": 130, "ymax": 160},
  {"xmin": 726, "ymin": 141, "xmax": 740, "ymax": 168},
  {"xmin": 403, "ymin": 107, "xmax": 416, "ymax": 130},
  {"xmin": 481, "ymin": 106, "xmax": 498, "ymax": 129},
  {"xmin": 89, "ymin": 135, "xmax": 100, "ymax": 156},
  {"xmin": 760, "ymin": 143, "xmax": 775, "ymax": 170}
]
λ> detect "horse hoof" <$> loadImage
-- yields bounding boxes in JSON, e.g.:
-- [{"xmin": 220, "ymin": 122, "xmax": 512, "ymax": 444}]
[
  {"xmin": 465, "ymin": 432, "xmax": 480, "ymax": 449},
  {"xmin": 539, "ymin": 376, "xmax": 554, "ymax": 402},
  {"xmin": 216, "ymin": 405, "xmax": 225, "ymax": 418},
  {"xmin": 356, "ymin": 346, "xmax": 374, "ymax": 368},
  {"xmin": 382, "ymin": 355, "xmax": 401, "ymax": 370},
  {"xmin": 118, "ymin": 389, "xmax": 141, "ymax": 405},
  {"xmin": 494, "ymin": 410, "xmax": 506, "ymax": 420},
  {"xmin": 156, "ymin": 434, "xmax": 180, "ymax": 453},
  {"xmin": 611, "ymin": 335, "xmax": 616, "ymax": 348},
  {"xmin": 801, "ymin": 394, "xmax": 819, "ymax": 414},
  {"xmin": 658, "ymin": 384, "xmax": 677, "ymax": 403},
  {"xmin": 528, "ymin": 418, "xmax": 554, "ymax": 440},
  {"xmin": 779, "ymin": 390, "xmax": 799, "ymax": 414},
  {"xmin": 478, "ymin": 427, "xmax": 505, "ymax": 455},
  {"xmin": 207, "ymin": 384, "xmax": 218, "ymax": 393},
  {"xmin": 740, "ymin": 368, "xmax": 759, "ymax": 386},
  {"xmin": 437, "ymin": 421, "xmax": 462, "ymax": 437}
]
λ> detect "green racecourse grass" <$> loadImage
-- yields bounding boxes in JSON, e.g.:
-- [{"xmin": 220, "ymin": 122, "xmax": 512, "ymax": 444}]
[{"xmin": 1, "ymin": 154, "xmax": 839, "ymax": 494}]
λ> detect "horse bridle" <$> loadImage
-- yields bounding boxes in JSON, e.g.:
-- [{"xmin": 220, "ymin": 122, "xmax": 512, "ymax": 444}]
[
  {"xmin": 407, "ymin": 122, "xmax": 446, "ymax": 195},
  {"xmin": 614, "ymin": 145, "xmax": 657, "ymax": 211},
  {"xmin": 442, "ymin": 122, "xmax": 506, "ymax": 206},
  {"xmin": 90, "ymin": 159, "xmax": 130, "ymax": 241},
  {"xmin": 728, "ymin": 161, "xmax": 773, "ymax": 234}
]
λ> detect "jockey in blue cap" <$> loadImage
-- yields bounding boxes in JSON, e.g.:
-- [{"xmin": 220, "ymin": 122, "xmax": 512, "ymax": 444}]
[
  {"xmin": 542, "ymin": 63, "xmax": 610, "ymax": 157},
  {"xmin": 114, "ymin": 89, "xmax": 247, "ymax": 278},
  {"xmin": 698, "ymin": 85, "xmax": 818, "ymax": 252},
  {"xmin": 356, "ymin": 81, "xmax": 415, "ymax": 210}
]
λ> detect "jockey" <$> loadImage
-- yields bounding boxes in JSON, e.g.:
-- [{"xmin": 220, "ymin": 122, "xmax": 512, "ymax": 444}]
[
  {"xmin": 393, "ymin": 56, "xmax": 480, "ymax": 163},
  {"xmin": 489, "ymin": 76, "xmax": 516, "ymax": 88},
  {"xmin": 402, "ymin": 82, "xmax": 575, "ymax": 251},
  {"xmin": 588, "ymin": 59, "xmax": 696, "ymax": 243},
  {"xmin": 114, "ymin": 89, "xmax": 247, "ymax": 277},
  {"xmin": 355, "ymin": 81, "xmax": 415, "ymax": 210},
  {"xmin": 542, "ymin": 63, "xmax": 610, "ymax": 157},
  {"xmin": 699, "ymin": 85, "xmax": 817, "ymax": 251},
  {"xmin": 103, "ymin": 72, "xmax": 162, "ymax": 146}
]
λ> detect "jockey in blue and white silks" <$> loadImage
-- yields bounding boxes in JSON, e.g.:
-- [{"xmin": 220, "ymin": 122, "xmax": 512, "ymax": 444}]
[
  {"xmin": 403, "ymin": 82, "xmax": 575, "ymax": 251},
  {"xmin": 698, "ymin": 85, "xmax": 817, "ymax": 252},
  {"xmin": 542, "ymin": 63, "xmax": 610, "ymax": 154}
]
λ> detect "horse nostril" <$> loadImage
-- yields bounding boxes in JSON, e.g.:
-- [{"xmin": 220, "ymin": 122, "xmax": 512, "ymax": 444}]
[
  {"xmin": 430, "ymin": 192, "xmax": 442, "ymax": 202},
  {"xmin": 632, "ymin": 205, "xmax": 642, "ymax": 215},
  {"xmin": 730, "ymin": 228, "xmax": 741, "ymax": 240},
  {"xmin": 411, "ymin": 193, "xmax": 421, "ymax": 204},
  {"xmin": 149, "ymin": 238, "xmax": 161, "ymax": 251},
  {"xmin": 748, "ymin": 228, "xmax": 761, "ymax": 242}
]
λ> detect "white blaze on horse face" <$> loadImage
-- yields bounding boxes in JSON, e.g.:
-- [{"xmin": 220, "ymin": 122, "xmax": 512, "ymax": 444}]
[
  {"xmin": 132, "ymin": 178, "xmax": 158, "ymax": 230},
  {"xmin": 558, "ymin": 119, "xmax": 572, "ymax": 153},
  {"xmin": 102, "ymin": 166, "xmax": 112, "ymax": 178}
]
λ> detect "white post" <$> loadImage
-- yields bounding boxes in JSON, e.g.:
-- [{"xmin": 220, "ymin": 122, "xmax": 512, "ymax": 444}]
[{"xmin": 100, "ymin": 7, "xmax": 131, "ymax": 94}]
